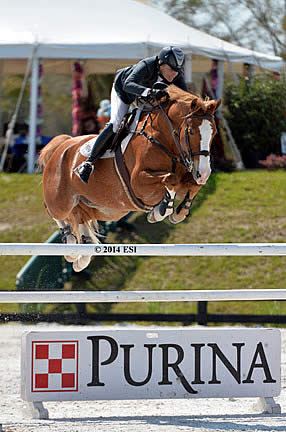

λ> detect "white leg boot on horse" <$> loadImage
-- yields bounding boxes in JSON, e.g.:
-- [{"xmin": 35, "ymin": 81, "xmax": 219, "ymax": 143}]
[
  {"xmin": 72, "ymin": 222, "xmax": 98, "ymax": 272},
  {"xmin": 54, "ymin": 219, "xmax": 78, "ymax": 263},
  {"xmin": 169, "ymin": 191, "xmax": 195, "ymax": 224},
  {"xmin": 147, "ymin": 188, "xmax": 176, "ymax": 224}
]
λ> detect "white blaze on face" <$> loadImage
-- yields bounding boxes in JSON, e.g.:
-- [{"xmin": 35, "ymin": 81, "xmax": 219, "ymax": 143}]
[{"xmin": 193, "ymin": 119, "xmax": 213, "ymax": 185}]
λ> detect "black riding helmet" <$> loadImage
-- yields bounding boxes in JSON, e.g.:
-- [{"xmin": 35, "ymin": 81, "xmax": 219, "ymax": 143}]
[{"xmin": 158, "ymin": 46, "xmax": 185, "ymax": 72}]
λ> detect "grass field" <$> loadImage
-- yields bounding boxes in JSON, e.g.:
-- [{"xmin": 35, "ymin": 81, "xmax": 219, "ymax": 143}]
[{"xmin": 0, "ymin": 170, "xmax": 285, "ymax": 320}]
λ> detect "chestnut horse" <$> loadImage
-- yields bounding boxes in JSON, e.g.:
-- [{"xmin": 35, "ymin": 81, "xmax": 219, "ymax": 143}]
[{"xmin": 39, "ymin": 85, "xmax": 221, "ymax": 271}]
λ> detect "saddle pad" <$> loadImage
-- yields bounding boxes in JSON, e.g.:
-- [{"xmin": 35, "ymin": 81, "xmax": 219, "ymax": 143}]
[{"xmin": 80, "ymin": 109, "xmax": 142, "ymax": 159}]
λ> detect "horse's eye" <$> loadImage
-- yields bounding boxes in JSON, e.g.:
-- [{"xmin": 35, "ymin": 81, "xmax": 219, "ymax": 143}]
[{"xmin": 188, "ymin": 127, "xmax": 194, "ymax": 135}]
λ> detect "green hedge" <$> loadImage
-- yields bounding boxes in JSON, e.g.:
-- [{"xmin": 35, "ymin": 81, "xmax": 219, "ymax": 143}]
[{"xmin": 224, "ymin": 74, "xmax": 286, "ymax": 168}]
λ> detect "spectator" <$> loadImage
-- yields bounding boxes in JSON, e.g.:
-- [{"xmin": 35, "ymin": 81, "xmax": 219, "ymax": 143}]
[
  {"xmin": 78, "ymin": 111, "xmax": 100, "ymax": 135},
  {"xmin": 97, "ymin": 99, "xmax": 111, "ymax": 131}
]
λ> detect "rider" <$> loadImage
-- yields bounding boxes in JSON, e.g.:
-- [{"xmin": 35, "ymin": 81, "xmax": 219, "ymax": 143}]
[{"xmin": 76, "ymin": 46, "xmax": 188, "ymax": 184}]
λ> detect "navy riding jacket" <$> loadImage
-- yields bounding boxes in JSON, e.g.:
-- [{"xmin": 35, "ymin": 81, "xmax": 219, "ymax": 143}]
[{"xmin": 114, "ymin": 56, "xmax": 188, "ymax": 105}]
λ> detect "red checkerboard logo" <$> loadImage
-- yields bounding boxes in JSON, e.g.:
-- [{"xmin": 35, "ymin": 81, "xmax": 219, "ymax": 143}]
[{"xmin": 31, "ymin": 341, "xmax": 78, "ymax": 393}]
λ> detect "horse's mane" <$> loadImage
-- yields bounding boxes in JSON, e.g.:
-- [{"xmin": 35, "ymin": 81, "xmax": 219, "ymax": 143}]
[{"xmin": 167, "ymin": 85, "xmax": 210, "ymax": 113}]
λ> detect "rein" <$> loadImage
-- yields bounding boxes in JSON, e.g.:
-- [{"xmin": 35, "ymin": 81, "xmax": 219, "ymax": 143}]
[
  {"xmin": 132, "ymin": 112, "xmax": 180, "ymax": 173},
  {"xmin": 132, "ymin": 103, "xmax": 214, "ymax": 173}
]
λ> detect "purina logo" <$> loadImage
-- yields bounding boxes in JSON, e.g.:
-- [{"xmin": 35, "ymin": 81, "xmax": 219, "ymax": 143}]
[{"xmin": 31, "ymin": 341, "xmax": 79, "ymax": 392}]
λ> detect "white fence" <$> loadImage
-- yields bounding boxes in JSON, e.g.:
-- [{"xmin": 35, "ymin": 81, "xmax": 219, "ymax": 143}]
[
  {"xmin": 0, "ymin": 242, "xmax": 286, "ymax": 256},
  {"xmin": 1, "ymin": 242, "xmax": 285, "ymax": 303},
  {"xmin": 1, "ymin": 289, "xmax": 286, "ymax": 303}
]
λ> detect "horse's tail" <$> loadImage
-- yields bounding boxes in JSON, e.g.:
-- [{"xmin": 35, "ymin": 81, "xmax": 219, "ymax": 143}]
[{"xmin": 38, "ymin": 134, "xmax": 71, "ymax": 170}]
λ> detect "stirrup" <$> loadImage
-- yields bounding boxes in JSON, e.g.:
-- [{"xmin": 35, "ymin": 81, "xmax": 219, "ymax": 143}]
[{"xmin": 74, "ymin": 161, "xmax": 94, "ymax": 184}]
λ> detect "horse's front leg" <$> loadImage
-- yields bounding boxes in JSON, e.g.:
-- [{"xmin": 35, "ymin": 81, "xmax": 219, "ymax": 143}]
[
  {"xmin": 147, "ymin": 187, "xmax": 176, "ymax": 224},
  {"xmin": 168, "ymin": 191, "xmax": 192, "ymax": 224},
  {"xmin": 169, "ymin": 186, "xmax": 202, "ymax": 224},
  {"xmin": 169, "ymin": 181, "xmax": 203, "ymax": 224}
]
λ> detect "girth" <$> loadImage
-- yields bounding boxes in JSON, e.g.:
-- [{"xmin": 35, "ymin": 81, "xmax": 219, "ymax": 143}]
[{"xmin": 114, "ymin": 143, "xmax": 152, "ymax": 212}]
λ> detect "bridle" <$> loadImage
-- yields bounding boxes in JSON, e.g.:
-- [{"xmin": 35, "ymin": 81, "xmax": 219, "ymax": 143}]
[
  {"xmin": 132, "ymin": 102, "xmax": 215, "ymax": 174},
  {"xmin": 160, "ymin": 106, "xmax": 215, "ymax": 173}
]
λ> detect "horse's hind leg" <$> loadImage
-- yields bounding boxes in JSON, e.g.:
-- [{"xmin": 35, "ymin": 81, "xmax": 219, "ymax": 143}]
[
  {"xmin": 73, "ymin": 222, "xmax": 100, "ymax": 273},
  {"xmin": 53, "ymin": 219, "xmax": 78, "ymax": 263}
]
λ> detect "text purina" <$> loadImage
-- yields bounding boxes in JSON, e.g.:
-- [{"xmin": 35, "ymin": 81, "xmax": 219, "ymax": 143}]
[{"xmin": 87, "ymin": 336, "xmax": 276, "ymax": 394}]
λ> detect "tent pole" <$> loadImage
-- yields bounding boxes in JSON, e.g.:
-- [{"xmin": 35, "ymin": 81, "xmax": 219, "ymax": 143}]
[
  {"xmin": 0, "ymin": 57, "xmax": 33, "ymax": 172},
  {"xmin": 0, "ymin": 60, "xmax": 3, "ymax": 137},
  {"xmin": 216, "ymin": 60, "xmax": 224, "ymax": 101},
  {"xmin": 203, "ymin": 72, "xmax": 245, "ymax": 170},
  {"xmin": 27, "ymin": 52, "xmax": 39, "ymax": 173},
  {"xmin": 184, "ymin": 54, "xmax": 192, "ymax": 87},
  {"xmin": 249, "ymin": 64, "xmax": 256, "ymax": 80}
]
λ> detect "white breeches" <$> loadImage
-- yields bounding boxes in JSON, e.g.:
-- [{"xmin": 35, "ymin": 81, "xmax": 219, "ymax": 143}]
[{"xmin": 110, "ymin": 85, "xmax": 129, "ymax": 132}]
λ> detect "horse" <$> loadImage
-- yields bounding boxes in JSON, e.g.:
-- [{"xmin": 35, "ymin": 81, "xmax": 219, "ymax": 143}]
[{"xmin": 38, "ymin": 85, "xmax": 221, "ymax": 272}]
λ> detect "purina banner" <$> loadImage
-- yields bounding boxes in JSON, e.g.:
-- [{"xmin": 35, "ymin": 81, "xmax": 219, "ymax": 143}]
[{"xmin": 21, "ymin": 329, "xmax": 280, "ymax": 402}]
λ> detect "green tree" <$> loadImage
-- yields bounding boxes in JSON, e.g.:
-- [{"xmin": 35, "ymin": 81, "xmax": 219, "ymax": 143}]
[
  {"xmin": 152, "ymin": 0, "xmax": 286, "ymax": 57},
  {"xmin": 1, "ymin": 75, "xmax": 29, "ymax": 125},
  {"xmin": 86, "ymin": 74, "xmax": 114, "ymax": 108},
  {"xmin": 155, "ymin": 0, "xmax": 203, "ymax": 26},
  {"xmin": 224, "ymin": 74, "xmax": 286, "ymax": 167}
]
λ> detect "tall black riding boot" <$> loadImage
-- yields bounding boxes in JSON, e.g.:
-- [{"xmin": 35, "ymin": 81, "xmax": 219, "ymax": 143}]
[{"xmin": 76, "ymin": 123, "xmax": 115, "ymax": 184}]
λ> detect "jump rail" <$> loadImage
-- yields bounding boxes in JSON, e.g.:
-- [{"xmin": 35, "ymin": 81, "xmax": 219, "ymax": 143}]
[
  {"xmin": 0, "ymin": 243, "xmax": 286, "ymax": 256},
  {"xmin": 1, "ymin": 289, "xmax": 286, "ymax": 303}
]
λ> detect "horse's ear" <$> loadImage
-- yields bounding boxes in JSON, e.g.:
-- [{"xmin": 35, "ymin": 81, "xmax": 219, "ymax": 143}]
[
  {"xmin": 190, "ymin": 97, "xmax": 199, "ymax": 112},
  {"xmin": 206, "ymin": 98, "xmax": 222, "ymax": 114}
]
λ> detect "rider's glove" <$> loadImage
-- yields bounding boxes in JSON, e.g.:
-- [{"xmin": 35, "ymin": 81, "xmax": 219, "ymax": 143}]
[{"xmin": 150, "ymin": 88, "xmax": 168, "ymax": 101}]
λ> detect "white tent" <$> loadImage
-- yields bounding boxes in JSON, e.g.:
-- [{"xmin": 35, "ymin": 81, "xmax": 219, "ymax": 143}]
[{"xmin": 0, "ymin": 0, "xmax": 284, "ymax": 172}]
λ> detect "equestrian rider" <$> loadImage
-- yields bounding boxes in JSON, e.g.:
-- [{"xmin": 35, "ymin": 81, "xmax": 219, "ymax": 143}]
[{"xmin": 76, "ymin": 46, "xmax": 188, "ymax": 184}]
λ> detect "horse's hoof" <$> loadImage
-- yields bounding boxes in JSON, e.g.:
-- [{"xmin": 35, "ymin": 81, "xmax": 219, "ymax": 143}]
[
  {"xmin": 147, "ymin": 211, "xmax": 157, "ymax": 224},
  {"xmin": 78, "ymin": 255, "xmax": 91, "ymax": 269},
  {"xmin": 169, "ymin": 213, "xmax": 185, "ymax": 224},
  {"xmin": 64, "ymin": 255, "xmax": 78, "ymax": 263},
  {"xmin": 73, "ymin": 261, "xmax": 82, "ymax": 272},
  {"xmin": 66, "ymin": 234, "xmax": 77, "ymax": 244},
  {"xmin": 73, "ymin": 255, "xmax": 91, "ymax": 272},
  {"xmin": 73, "ymin": 259, "xmax": 85, "ymax": 272}
]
